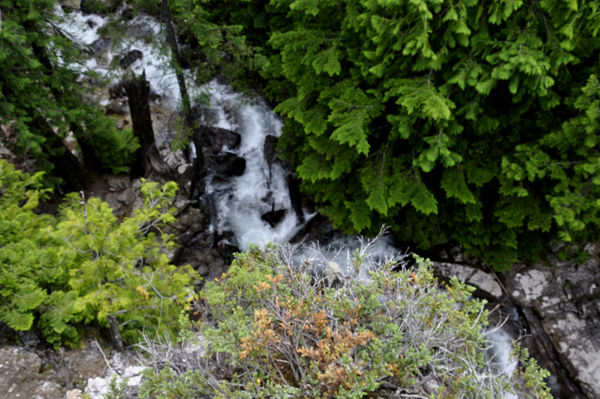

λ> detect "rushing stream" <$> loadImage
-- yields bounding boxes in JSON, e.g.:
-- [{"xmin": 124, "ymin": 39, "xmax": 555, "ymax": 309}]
[
  {"xmin": 194, "ymin": 80, "xmax": 312, "ymax": 250},
  {"xmin": 57, "ymin": 4, "xmax": 522, "ymax": 395}
]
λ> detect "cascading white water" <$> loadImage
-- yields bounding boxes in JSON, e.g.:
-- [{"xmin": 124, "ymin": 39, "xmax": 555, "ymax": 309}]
[
  {"xmin": 197, "ymin": 81, "xmax": 311, "ymax": 250},
  {"xmin": 56, "ymin": 5, "xmax": 203, "ymax": 111}
]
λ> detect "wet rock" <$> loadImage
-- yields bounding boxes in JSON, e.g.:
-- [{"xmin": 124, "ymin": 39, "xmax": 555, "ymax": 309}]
[
  {"xmin": 177, "ymin": 206, "xmax": 205, "ymax": 228},
  {"xmin": 214, "ymin": 153, "xmax": 246, "ymax": 177},
  {"xmin": 119, "ymin": 50, "xmax": 143, "ymax": 69},
  {"xmin": 171, "ymin": 195, "xmax": 193, "ymax": 214},
  {"xmin": 289, "ymin": 214, "xmax": 334, "ymax": 244},
  {"xmin": 217, "ymin": 241, "xmax": 239, "ymax": 264},
  {"xmin": 158, "ymin": 142, "xmax": 192, "ymax": 175},
  {"xmin": 261, "ymin": 209, "xmax": 287, "ymax": 228},
  {"xmin": 197, "ymin": 263, "xmax": 209, "ymax": 276},
  {"xmin": 171, "ymin": 206, "xmax": 205, "ymax": 245},
  {"xmin": 106, "ymin": 175, "xmax": 130, "ymax": 192},
  {"xmin": 116, "ymin": 187, "xmax": 137, "ymax": 205},
  {"xmin": 125, "ymin": 18, "xmax": 155, "ymax": 40},
  {"xmin": 264, "ymin": 135, "xmax": 278, "ymax": 168},
  {"xmin": 90, "ymin": 37, "xmax": 111, "ymax": 55},
  {"xmin": 90, "ymin": 37, "xmax": 112, "ymax": 68},
  {"xmin": 193, "ymin": 126, "xmax": 241, "ymax": 155},
  {"xmin": 287, "ymin": 174, "xmax": 305, "ymax": 224},
  {"xmin": 191, "ymin": 104, "xmax": 219, "ymax": 126},
  {"xmin": 176, "ymin": 233, "xmax": 237, "ymax": 286},
  {"xmin": 433, "ymin": 262, "xmax": 504, "ymax": 300},
  {"xmin": 106, "ymin": 99, "xmax": 125, "ymax": 114},
  {"xmin": 109, "ymin": 82, "xmax": 126, "ymax": 100}
]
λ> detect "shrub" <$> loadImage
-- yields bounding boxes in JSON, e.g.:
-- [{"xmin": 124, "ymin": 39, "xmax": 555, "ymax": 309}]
[
  {"xmin": 0, "ymin": 160, "xmax": 198, "ymax": 348},
  {"xmin": 137, "ymin": 233, "xmax": 550, "ymax": 398}
]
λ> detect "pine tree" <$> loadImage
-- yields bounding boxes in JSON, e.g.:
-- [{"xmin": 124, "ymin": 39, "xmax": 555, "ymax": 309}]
[{"xmin": 214, "ymin": 0, "xmax": 600, "ymax": 270}]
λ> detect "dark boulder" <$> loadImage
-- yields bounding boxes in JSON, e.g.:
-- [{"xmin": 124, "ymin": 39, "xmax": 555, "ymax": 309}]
[
  {"xmin": 193, "ymin": 125, "xmax": 241, "ymax": 155},
  {"xmin": 121, "ymin": 7, "xmax": 134, "ymax": 20},
  {"xmin": 109, "ymin": 82, "xmax": 126, "ymax": 99},
  {"xmin": 119, "ymin": 50, "xmax": 143, "ymax": 69},
  {"xmin": 287, "ymin": 174, "xmax": 305, "ymax": 224},
  {"xmin": 90, "ymin": 37, "xmax": 112, "ymax": 55},
  {"xmin": 264, "ymin": 135, "xmax": 278, "ymax": 168},
  {"xmin": 213, "ymin": 153, "xmax": 246, "ymax": 177},
  {"xmin": 261, "ymin": 209, "xmax": 287, "ymax": 228}
]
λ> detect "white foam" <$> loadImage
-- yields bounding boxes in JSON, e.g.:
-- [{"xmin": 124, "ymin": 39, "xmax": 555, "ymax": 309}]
[{"xmin": 199, "ymin": 81, "xmax": 308, "ymax": 250}]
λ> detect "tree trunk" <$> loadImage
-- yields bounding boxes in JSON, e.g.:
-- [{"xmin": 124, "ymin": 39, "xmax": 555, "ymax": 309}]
[
  {"xmin": 107, "ymin": 313, "xmax": 125, "ymax": 353},
  {"xmin": 160, "ymin": 0, "xmax": 193, "ymax": 130},
  {"xmin": 33, "ymin": 117, "xmax": 98, "ymax": 191},
  {"xmin": 124, "ymin": 71, "xmax": 174, "ymax": 180},
  {"xmin": 160, "ymin": 0, "xmax": 204, "ymax": 177}
]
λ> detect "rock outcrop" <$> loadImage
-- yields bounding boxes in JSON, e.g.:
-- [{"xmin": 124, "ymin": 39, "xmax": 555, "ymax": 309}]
[
  {"xmin": 433, "ymin": 262, "xmax": 504, "ymax": 301},
  {"xmin": 505, "ymin": 243, "xmax": 600, "ymax": 398},
  {"xmin": 432, "ymin": 242, "xmax": 600, "ymax": 399}
]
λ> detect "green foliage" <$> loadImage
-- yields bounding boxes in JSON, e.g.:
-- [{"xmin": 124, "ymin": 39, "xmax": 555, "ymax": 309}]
[
  {"xmin": 138, "ymin": 244, "xmax": 551, "ymax": 398},
  {"xmin": 105, "ymin": 375, "xmax": 130, "ymax": 399},
  {"xmin": 0, "ymin": 161, "xmax": 57, "ymax": 331},
  {"xmin": 211, "ymin": 0, "xmax": 600, "ymax": 270},
  {"xmin": 0, "ymin": 160, "xmax": 198, "ymax": 347},
  {"xmin": 0, "ymin": 0, "xmax": 138, "ymax": 177}
]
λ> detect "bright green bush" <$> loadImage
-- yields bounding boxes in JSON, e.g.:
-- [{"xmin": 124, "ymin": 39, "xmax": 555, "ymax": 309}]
[
  {"xmin": 138, "ymin": 240, "xmax": 550, "ymax": 398},
  {"xmin": 0, "ymin": 160, "xmax": 198, "ymax": 347}
]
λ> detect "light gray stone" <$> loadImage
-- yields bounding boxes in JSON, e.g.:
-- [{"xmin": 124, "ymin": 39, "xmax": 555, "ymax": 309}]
[
  {"xmin": 116, "ymin": 187, "xmax": 136, "ymax": 205},
  {"xmin": 110, "ymin": 352, "xmax": 130, "ymax": 375},
  {"xmin": 505, "ymin": 256, "xmax": 600, "ymax": 398},
  {"xmin": 511, "ymin": 269, "xmax": 550, "ymax": 304},
  {"xmin": 85, "ymin": 377, "xmax": 110, "ymax": 399},
  {"xmin": 433, "ymin": 262, "xmax": 503, "ymax": 300},
  {"xmin": 66, "ymin": 388, "xmax": 83, "ymax": 399},
  {"xmin": 106, "ymin": 176, "xmax": 130, "ymax": 192},
  {"xmin": 177, "ymin": 163, "xmax": 192, "ymax": 174}
]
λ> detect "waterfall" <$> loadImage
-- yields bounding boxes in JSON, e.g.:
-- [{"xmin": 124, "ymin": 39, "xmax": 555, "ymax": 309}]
[{"xmin": 198, "ymin": 81, "xmax": 310, "ymax": 250}]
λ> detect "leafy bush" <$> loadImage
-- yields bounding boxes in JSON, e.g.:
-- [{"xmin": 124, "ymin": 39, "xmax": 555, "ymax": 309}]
[
  {"xmin": 0, "ymin": 160, "xmax": 198, "ymax": 348},
  {"xmin": 137, "ymin": 235, "xmax": 550, "ymax": 398}
]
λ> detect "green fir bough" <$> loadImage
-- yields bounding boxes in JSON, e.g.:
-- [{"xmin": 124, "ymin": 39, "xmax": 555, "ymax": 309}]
[{"xmin": 215, "ymin": 0, "xmax": 600, "ymax": 270}]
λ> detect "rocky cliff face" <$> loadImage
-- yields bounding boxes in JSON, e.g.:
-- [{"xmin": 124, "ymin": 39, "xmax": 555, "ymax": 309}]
[
  {"xmin": 505, "ymin": 243, "xmax": 600, "ymax": 399},
  {"xmin": 433, "ymin": 242, "xmax": 600, "ymax": 399}
]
